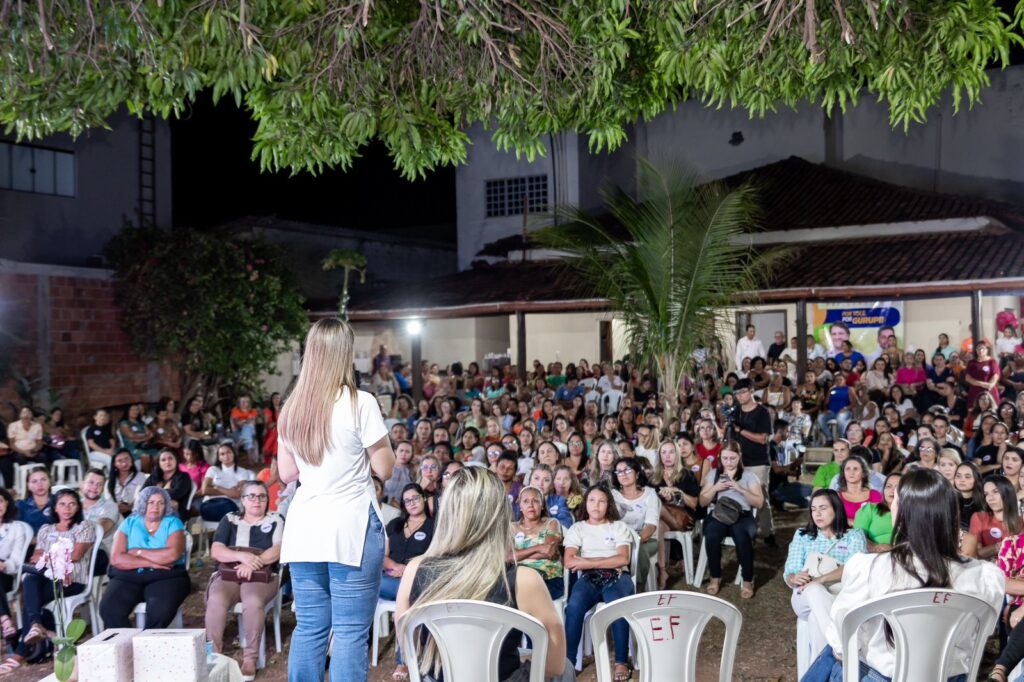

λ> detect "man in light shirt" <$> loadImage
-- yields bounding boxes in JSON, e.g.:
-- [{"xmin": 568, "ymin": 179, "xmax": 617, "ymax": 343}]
[{"xmin": 735, "ymin": 324, "xmax": 766, "ymax": 370}]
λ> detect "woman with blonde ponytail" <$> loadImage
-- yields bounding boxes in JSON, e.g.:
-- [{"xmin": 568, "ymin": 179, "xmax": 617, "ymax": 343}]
[
  {"xmin": 277, "ymin": 318, "xmax": 395, "ymax": 682},
  {"xmin": 395, "ymin": 467, "xmax": 575, "ymax": 682}
]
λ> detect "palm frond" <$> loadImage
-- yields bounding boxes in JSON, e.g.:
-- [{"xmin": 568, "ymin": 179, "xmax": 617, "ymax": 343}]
[{"xmin": 536, "ymin": 157, "xmax": 789, "ymax": 406}]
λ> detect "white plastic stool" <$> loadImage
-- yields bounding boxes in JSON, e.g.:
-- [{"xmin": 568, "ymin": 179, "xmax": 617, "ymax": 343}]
[{"xmin": 52, "ymin": 459, "xmax": 83, "ymax": 487}]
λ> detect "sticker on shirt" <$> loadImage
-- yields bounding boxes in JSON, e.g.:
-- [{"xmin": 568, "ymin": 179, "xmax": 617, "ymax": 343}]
[
  {"xmin": 413, "ymin": 531, "xmax": 427, "ymax": 541},
  {"xmin": 514, "ymin": 532, "xmax": 526, "ymax": 543},
  {"xmin": 991, "ymin": 527, "xmax": 1004, "ymax": 540},
  {"xmin": 43, "ymin": 508, "xmax": 52, "ymax": 517},
  {"xmin": 604, "ymin": 535, "xmax": 616, "ymax": 546},
  {"xmin": 549, "ymin": 506, "xmax": 560, "ymax": 516},
  {"xmin": 634, "ymin": 502, "xmax": 645, "ymax": 513},
  {"xmin": 260, "ymin": 522, "xmax": 273, "ymax": 534},
  {"xmin": 835, "ymin": 542, "xmax": 849, "ymax": 553}
]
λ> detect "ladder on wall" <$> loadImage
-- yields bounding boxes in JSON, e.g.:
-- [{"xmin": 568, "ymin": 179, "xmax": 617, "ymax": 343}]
[{"xmin": 138, "ymin": 114, "xmax": 157, "ymax": 226}]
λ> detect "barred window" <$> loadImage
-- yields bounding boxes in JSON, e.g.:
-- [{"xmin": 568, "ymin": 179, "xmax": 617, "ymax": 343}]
[
  {"xmin": 0, "ymin": 141, "xmax": 75, "ymax": 197},
  {"xmin": 485, "ymin": 174, "xmax": 548, "ymax": 218}
]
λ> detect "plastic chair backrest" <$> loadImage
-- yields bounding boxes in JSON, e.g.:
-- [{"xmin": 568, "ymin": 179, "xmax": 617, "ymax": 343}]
[
  {"xmin": 398, "ymin": 599, "xmax": 549, "ymax": 682},
  {"xmin": 8, "ymin": 521, "xmax": 33, "ymax": 577},
  {"xmin": 84, "ymin": 521, "xmax": 103, "ymax": 581},
  {"xmin": 80, "ymin": 427, "xmax": 93, "ymax": 458},
  {"xmin": 588, "ymin": 591, "xmax": 741, "ymax": 682},
  {"xmin": 182, "ymin": 531, "xmax": 193, "ymax": 571},
  {"xmin": 185, "ymin": 481, "xmax": 198, "ymax": 510},
  {"xmin": 626, "ymin": 527, "xmax": 640, "ymax": 585},
  {"xmin": 840, "ymin": 588, "xmax": 998, "ymax": 682}
]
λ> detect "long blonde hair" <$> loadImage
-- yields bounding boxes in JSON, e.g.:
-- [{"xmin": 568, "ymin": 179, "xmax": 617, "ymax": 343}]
[
  {"xmin": 278, "ymin": 318, "xmax": 359, "ymax": 466},
  {"xmin": 401, "ymin": 467, "xmax": 513, "ymax": 675},
  {"xmin": 651, "ymin": 440, "xmax": 684, "ymax": 486}
]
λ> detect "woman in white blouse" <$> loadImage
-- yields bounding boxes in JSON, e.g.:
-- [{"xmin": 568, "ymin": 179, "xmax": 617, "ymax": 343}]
[
  {"xmin": 277, "ymin": 319, "xmax": 396, "ymax": 682},
  {"xmin": 611, "ymin": 456, "xmax": 661, "ymax": 591},
  {"xmin": 801, "ymin": 468, "xmax": 1003, "ymax": 681}
]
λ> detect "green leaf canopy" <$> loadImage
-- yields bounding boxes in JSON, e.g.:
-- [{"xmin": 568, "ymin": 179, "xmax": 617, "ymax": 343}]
[{"xmin": 0, "ymin": 1, "xmax": 1021, "ymax": 177}]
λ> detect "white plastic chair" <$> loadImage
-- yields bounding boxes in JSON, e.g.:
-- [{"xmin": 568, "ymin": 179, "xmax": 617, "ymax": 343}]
[
  {"xmin": 133, "ymin": 533, "xmax": 193, "ymax": 628},
  {"xmin": 80, "ymin": 427, "xmax": 111, "ymax": 473},
  {"xmin": 233, "ymin": 570, "xmax": 284, "ymax": 669},
  {"xmin": 588, "ymin": 591, "xmax": 742, "ymax": 682},
  {"xmin": 839, "ymin": 588, "xmax": 998, "ymax": 682},
  {"xmin": 52, "ymin": 459, "xmax": 83, "ymax": 487},
  {"xmin": 692, "ymin": 507, "xmax": 758, "ymax": 588},
  {"xmin": 59, "ymin": 522, "xmax": 104, "ymax": 634},
  {"xmin": 4, "ymin": 521, "xmax": 34, "ymax": 628},
  {"xmin": 13, "ymin": 464, "xmax": 32, "ymax": 499},
  {"xmin": 662, "ymin": 530, "xmax": 696, "ymax": 586},
  {"xmin": 398, "ymin": 599, "xmax": 549, "ymax": 682},
  {"xmin": 371, "ymin": 598, "xmax": 398, "ymax": 666}
]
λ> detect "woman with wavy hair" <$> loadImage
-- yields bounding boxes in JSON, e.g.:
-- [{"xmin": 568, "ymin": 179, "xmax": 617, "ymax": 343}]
[
  {"xmin": 277, "ymin": 318, "xmax": 396, "ymax": 682},
  {"xmin": 395, "ymin": 467, "xmax": 573, "ymax": 682}
]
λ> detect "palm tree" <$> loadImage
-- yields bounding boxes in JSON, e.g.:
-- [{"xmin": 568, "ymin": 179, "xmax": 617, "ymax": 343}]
[
  {"xmin": 536, "ymin": 158, "xmax": 787, "ymax": 419},
  {"xmin": 322, "ymin": 248, "xmax": 368, "ymax": 320}
]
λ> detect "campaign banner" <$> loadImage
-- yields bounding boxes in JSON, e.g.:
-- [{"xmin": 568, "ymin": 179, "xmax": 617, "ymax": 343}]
[{"xmin": 811, "ymin": 301, "xmax": 904, "ymax": 357}]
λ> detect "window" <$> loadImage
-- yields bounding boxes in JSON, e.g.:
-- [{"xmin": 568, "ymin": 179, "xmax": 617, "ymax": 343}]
[
  {"xmin": 0, "ymin": 141, "xmax": 75, "ymax": 197},
  {"xmin": 485, "ymin": 174, "xmax": 548, "ymax": 218}
]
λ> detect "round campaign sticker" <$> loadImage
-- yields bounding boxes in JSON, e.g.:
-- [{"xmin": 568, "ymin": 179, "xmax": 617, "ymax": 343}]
[
  {"xmin": 413, "ymin": 531, "xmax": 427, "ymax": 541},
  {"xmin": 514, "ymin": 532, "xmax": 526, "ymax": 543},
  {"xmin": 549, "ymin": 506, "xmax": 560, "ymax": 516},
  {"xmin": 634, "ymin": 503, "xmax": 645, "ymax": 513},
  {"xmin": 992, "ymin": 527, "xmax": 1004, "ymax": 540},
  {"xmin": 260, "ymin": 522, "xmax": 273, "ymax": 534},
  {"xmin": 43, "ymin": 508, "xmax": 52, "ymax": 517},
  {"xmin": 604, "ymin": 535, "xmax": 616, "ymax": 546}
]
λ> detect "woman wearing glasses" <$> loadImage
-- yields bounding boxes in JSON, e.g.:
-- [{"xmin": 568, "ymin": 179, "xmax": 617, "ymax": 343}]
[
  {"xmin": 611, "ymin": 457, "xmax": 662, "ymax": 591},
  {"xmin": 205, "ymin": 480, "xmax": 284, "ymax": 680},
  {"xmin": 380, "ymin": 483, "xmax": 435, "ymax": 681}
]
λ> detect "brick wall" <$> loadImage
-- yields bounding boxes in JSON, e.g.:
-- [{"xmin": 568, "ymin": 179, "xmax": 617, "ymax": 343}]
[{"xmin": 0, "ymin": 261, "xmax": 179, "ymax": 424}]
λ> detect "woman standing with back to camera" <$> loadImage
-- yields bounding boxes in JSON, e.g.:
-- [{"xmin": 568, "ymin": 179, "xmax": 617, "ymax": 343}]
[{"xmin": 277, "ymin": 319, "xmax": 395, "ymax": 682}]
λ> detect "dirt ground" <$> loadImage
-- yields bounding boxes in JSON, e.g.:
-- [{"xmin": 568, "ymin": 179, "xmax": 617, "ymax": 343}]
[{"xmin": 3, "ymin": 508, "xmax": 817, "ymax": 682}]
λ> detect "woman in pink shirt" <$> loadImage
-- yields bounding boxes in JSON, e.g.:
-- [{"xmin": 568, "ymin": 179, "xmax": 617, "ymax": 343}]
[
  {"xmin": 894, "ymin": 352, "xmax": 927, "ymax": 398},
  {"xmin": 178, "ymin": 439, "xmax": 210, "ymax": 488},
  {"xmin": 837, "ymin": 455, "xmax": 881, "ymax": 526}
]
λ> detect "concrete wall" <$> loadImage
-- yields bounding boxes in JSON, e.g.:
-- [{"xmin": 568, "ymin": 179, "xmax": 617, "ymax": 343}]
[
  {"xmin": 508, "ymin": 311, "xmax": 624, "ymax": 367},
  {"xmin": 0, "ymin": 111, "xmax": 173, "ymax": 267},
  {"xmin": 350, "ymin": 317, "xmax": 510, "ymax": 373}
]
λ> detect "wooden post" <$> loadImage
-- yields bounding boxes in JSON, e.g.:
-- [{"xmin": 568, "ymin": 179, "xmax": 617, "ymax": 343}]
[
  {"xmin": 971, "ymin": 290, "xmax": 983, "ymax": 351},
  {"xmin": 796, "ymin": 299, "xmax": 808, "ymax": 382},
  {"xmin": 411, "ymin": 331, "xmax": 423, "ymax": 402},
  {"xmin": 517, "ymin": 310, "xmax": 527, "ymax": 384}
]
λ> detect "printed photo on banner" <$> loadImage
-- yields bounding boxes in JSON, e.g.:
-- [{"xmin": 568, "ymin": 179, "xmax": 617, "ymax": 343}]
[{"xmin": 811, "ymin": 301, "xmax": 904, "ymax": 357}]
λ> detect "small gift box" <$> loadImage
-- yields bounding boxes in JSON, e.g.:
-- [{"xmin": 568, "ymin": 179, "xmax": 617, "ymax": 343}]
[
  {"xmin": 78, "ymin": 628, "xmax": 141, "ymax": 682},
  {"xmin": 133, "ymin": 629, "xmax": 208, "ymax": 682}
]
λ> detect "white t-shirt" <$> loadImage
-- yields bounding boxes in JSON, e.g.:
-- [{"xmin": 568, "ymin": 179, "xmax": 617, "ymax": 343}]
[
  {"xmin": 563, "ymin": 520, "xmax": 633, "ymax": 559},
  {"xmin": 280, "ymin": 388, "xmax": 388, "ymax": 565},
  {"xmin": 203, "ymin": 465, "xmax": 255, "ymax": 502},
  {"xmin": 997, "ymin": 335, "xmax": 1020, "ymax": 355},
  {"xmin": 612, "ymin": 487, "xmax": 661, "ymax": 539},
  {"xmin": 597, "ymin": 375, "xmax": 625, "ymax": 393},
  {"xmin": 83, "ymin": 498, "xmax": 121, "ymax": 555}
]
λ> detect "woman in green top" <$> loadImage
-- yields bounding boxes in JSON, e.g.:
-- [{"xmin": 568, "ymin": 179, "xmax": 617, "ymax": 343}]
[
  {"xmin": 512, "ymin": 486, "xmax": 565, "ymax": 600},
  {"xmin": 854, "ymin": 472, "xmax": 900, "ymax": 551}
]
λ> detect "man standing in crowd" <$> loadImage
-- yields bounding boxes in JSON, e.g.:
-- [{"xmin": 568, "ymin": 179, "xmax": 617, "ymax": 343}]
[
  {"xmin": 767, "ymin": 331, "xmax": 787, "ymax": 363},
  {"xmin": 735, "ymin": 324, "xmax": 766, "ymax": 371},
  {"xmin": 731, "ymin": 378, "xmax": 775, "ymax": 545}
]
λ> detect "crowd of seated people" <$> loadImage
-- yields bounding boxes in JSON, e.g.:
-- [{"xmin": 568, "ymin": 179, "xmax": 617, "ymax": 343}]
[{"xmin": 0, "ymin": 324, "xmax": 1020, "ymax": 680}]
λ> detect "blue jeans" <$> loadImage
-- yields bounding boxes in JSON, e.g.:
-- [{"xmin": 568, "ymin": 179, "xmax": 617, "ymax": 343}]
[
  {"xmin": 288, "ymin": 508, "xmax": 385, "ymax": 682},
  {"xmin": 200, "ymin": 497, "xmax": 238, "ymax": 522},
  {"xmin": 801, "ymin": 645, "xmax": 968, "ymax": 682},
  {"xmin": 565, "ymin": 573, "xmax": 634, "ymax": 665}
]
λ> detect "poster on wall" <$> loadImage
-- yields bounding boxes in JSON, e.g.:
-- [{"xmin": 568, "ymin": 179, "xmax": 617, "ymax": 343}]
[{"xmin": 811, "ymin": 301, "xmax": 904, "ymax": 358}]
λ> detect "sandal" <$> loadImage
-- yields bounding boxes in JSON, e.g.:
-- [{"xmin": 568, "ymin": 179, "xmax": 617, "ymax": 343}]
[
  {"xmin": 0, "ymin": 616, "xmax": 14, "ymax": 641},
  {"xmin": 706, "ymin": 578, "xmax": 721, "ymax": 596},
  {"xmin": 613, "ymin": 662, "xmax": 633, "ymax": 681},
  {"xmin": 391, "ymin": 665, "xmax": 410, "ymax": 681},
  {"xmin": 988, "ymin": 664, "xmax": 1008, "ymax": 682},
  {"xmin": 0, "ymin": 657, "xmax": 22, "ymax": 676},
  {"xmin": 22, "ymin": 622, "xmax": 47, "ymax": 646},
  {"xmin": 741, "ymin": 581, "xmax": 755, "ymax": 599}
]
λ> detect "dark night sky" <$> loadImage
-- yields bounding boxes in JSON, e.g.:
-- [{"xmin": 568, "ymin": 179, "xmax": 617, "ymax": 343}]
[{"xmin": 169, "ymin": 93, "xmax": 457, "ymax": 241}]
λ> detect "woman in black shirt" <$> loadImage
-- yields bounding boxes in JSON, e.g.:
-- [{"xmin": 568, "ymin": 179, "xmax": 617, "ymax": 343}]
[{"xmin": 143, "ymin": 449, "xmax": 193, "ymax": 519}]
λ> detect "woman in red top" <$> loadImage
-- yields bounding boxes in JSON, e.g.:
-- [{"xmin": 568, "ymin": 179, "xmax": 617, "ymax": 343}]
[
  {"xmin": 261, "ymin": 392, "xmax": 282, "ymax": 466},
  {"xmin": 695, "ymin": 418, "xmax": 722, "ymax": 470},
  {"xmin": 971, "ymin": 475, "xmax": 1021, "ymax": 560},
  {"xmin": 965, "ymin": 341, "xmax": 1001, "ymax": 411}
]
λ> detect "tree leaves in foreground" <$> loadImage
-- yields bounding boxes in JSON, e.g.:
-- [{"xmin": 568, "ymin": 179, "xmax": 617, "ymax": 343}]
[
  {"xmin": 0, "ymin": 0, "xmax": 1021, "ymax": 178},
  {"xmin": 536, "ymin": 158, "xmax": 789, "ymax": 416},
  {"xmin": 105, "ymin": 225, "xmax": 308, "ymax": 409}
]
